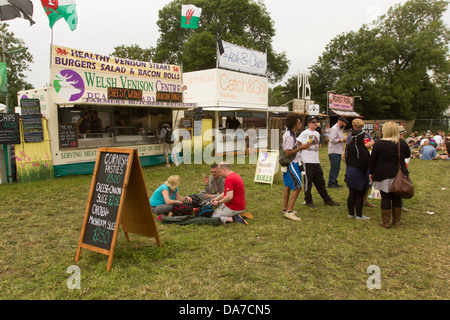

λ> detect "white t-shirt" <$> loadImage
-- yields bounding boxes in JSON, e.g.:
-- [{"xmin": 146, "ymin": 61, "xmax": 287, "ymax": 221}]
[
  {"xmin": 433, "ymin": 135, "xmax": 443, "ymax": 146},
  {"xmin": 298, "ymin": 129, "xmax": 321, "ymax": 163},
  {"xmin": 282, "ymin": 130, "xmax": 302, "ymax": 164}
]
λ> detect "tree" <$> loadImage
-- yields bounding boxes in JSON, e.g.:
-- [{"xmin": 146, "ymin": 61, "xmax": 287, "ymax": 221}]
[
  {"xmin": 269, "ymin": 74, "xmax": 298, "ymax": 107},
  {"xmin": 0, "ymin": 23, "xmax": 33, "ymax": 109},
  {"xmin": 154, "ymin": 0, "xmax": 289, "ymax": 83},
  {"xmin": 309, "ymin": 0, "xmax": 450, "ymax": 120},
  {"xmin": 111, "ymin": 44, "xmax": 155, "ymax": 62}
]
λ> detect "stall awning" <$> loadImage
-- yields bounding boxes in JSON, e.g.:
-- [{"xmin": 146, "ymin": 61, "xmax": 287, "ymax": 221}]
[
  {"xmin": 56, "ymin": 100, "xmax": 197, "ymax": 110},
  {"xmin": 328, "ymin": 108, "xmax": 362, "ymax": 118},
  {"xmin": 202, "ymin": 107, "xmax": 270, "ymax": 112}
]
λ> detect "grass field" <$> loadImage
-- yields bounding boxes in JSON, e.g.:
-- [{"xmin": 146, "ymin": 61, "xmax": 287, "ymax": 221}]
[{"xmin": 0, "ymin": 150, "xmax": 449, "ymax": 300}]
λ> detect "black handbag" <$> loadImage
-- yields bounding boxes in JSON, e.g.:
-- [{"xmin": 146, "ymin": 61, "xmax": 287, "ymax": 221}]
[{"xmin": 390, "ymin": 141, "xmax": 414, "ymax": 199}]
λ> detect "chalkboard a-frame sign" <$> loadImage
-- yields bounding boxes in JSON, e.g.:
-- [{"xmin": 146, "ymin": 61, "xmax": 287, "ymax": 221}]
[{"xmin": 75, "ymin": 147, "xmax": 161, "ymax": 271}]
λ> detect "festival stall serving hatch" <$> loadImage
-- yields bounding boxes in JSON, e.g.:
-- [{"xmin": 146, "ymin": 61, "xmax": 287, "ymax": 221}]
[{"xmin": 17, "ymin": 45, "xmax": 196, "ymax": 178}]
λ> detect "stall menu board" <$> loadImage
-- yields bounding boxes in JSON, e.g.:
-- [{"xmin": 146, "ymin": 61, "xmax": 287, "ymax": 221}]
[
  {"xmin": 181, "ymin": 118, "xmax": 193, "ymax": 128},
  {"xmin": 0, "ymin": 113, "xmax": 20, "ymax": 144},
  {"xmin": 82, "ymin": 151, "xmax": 130, "ymax": 251},
  {"xmin": 59, "ymin": 123, "xmax": 78, "ymax": 149},
  {"xmin": 20, "ymin": 99, "xmax": 44, "ymax": 143},
  {"xmin": 107, "ymin": 87, "xmax": 143, "ymax": 101},
  {"xmin": 76, "ymin": 148, "xmax": 161, "ymax": 271},
  {"xmin": 156, "ymin": 91, "xmax": 183, "ymax": 103}
]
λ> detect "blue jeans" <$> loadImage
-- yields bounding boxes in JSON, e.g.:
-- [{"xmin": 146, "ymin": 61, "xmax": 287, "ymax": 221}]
[{"xmin": 328, "ymin": 153, "xmax": 342, "ymax": 186}]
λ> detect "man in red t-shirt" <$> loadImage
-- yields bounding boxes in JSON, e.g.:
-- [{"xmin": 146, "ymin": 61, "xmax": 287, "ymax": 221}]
[{"xmin": 211, "ymin": 162, "xmax": 247, "ymax": 225}]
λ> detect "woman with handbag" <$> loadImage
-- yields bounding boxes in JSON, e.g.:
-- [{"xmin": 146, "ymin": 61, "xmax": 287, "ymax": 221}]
[{"xmin": 369, "ymin": 122, "xmax": 411, "ymax": 228}]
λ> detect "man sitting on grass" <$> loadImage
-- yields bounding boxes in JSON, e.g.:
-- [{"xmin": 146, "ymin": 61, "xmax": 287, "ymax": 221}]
[
  {"xmin": 199, "ymin": 164, "xmax": 225, "ymax": 200},
  {"xmin": 420, "ymin": 140, "xmax": 438, "ymax": 160},
  {"xmin": 211, "ymin": 162, "xmax": 247, "ymax": 225}
]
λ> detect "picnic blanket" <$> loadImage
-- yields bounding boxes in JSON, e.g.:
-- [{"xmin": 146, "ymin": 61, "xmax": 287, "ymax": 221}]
[{"xmin": 160, "ymin": 216, "xmax": 222, "ymax": 226}]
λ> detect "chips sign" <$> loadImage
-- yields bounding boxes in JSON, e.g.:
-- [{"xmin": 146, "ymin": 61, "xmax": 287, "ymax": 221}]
[
  {"xmin": 254, "ymin": 150, "xmax": 279, "ymax": 185},
  {"xmin": 156, "ymin": 91, "xmax": 183, "ymax": 103},
  {"xmin": 107, "ymin": 87, "xmax": 143, "ymax": 101},
  {"xmin": 0, "ymin": 113, "xmax": 20, "ymax": 144}
]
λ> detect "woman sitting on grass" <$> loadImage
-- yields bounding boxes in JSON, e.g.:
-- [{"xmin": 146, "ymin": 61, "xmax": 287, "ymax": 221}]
[{"xmin": 150, "ymin": 175, "xmax": 192, "ymax": 216}]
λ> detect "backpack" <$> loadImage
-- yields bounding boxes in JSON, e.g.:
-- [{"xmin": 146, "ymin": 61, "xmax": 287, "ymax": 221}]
[
  {"xmin": 164, "ymin": 127, "xmax": 174, "ymax": 144},
  {"xmin": 195, "ymin": 204, "xmax": 214, "ymax": 218},
  {"xmin": 172, "ymin": 202, "xmax": 194, "ymax": 216},
  {"xmin": 189, "ymin": 194, "xmax": 206, "ymax": 208}
]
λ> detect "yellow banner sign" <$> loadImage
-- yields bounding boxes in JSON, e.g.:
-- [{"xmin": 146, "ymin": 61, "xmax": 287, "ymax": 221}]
[{"xmin": 52, "ymin": 45, "xmax": 182, "ymax": 81}]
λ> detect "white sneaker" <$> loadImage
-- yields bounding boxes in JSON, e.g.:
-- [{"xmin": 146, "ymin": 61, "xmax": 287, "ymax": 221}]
[
  {"xmin": 356, "ymin": 215, "xmax": 371, "ymax": 220},
  {"xmin": 348, "ymin": 214, "xmax": 356, "ymax": 218},
  {"xmin": 284, "ymin": 211, "xmax": 301, "ymax": 221},
  {"xmin": 166, "ymin": 164, "xmax": 170, "ymax": 167}
]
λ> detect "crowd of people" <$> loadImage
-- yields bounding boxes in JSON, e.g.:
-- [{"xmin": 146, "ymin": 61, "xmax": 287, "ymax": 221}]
[
  {"xmin": 280, "ymin": 114, "xmax": 448, "ymax": 228},
  {"xmin": 149, "ymin": 115, "xmax": 449, "ymax": 228},
  {"xmin": 405, "ymin": 129, "xmax": 450, "ymax": 160}
]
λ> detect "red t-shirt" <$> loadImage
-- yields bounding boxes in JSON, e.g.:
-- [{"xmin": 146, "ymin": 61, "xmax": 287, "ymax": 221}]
[{"xmin": 224, "ymin": 172, "xmax": 246, "ymax": 211}]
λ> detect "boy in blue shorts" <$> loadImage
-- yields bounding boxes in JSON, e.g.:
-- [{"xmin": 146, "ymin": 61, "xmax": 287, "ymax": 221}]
[{"xmin": 281, "ymin": 113, "xmax": 311, "ymax": 221}]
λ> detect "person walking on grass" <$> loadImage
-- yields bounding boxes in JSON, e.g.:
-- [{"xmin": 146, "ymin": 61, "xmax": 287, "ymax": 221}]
[
  {"xmin": 281, "ymin": 113, "xmax": 311, "ymax": 221},
  {"xmin": 298, "ymin": 116, "xmax": 340, "ymax": 208}
]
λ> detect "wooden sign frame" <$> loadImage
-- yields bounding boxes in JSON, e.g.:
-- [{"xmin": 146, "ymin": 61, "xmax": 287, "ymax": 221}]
[{"xmin": 75, "ymin": 147, "xmax": 161, "ymax": 271}]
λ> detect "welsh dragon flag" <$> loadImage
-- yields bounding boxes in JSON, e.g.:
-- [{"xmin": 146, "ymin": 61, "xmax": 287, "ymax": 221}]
[
  {"xmin": 41, "ymin": 0, "xmax": 78, "ymax": 31},
  {"xmin": 181, "ymin": 4, "xmax": 201, "ymax": 29}
]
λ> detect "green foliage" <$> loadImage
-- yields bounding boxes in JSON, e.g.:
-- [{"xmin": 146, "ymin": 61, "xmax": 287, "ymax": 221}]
[
  {"xmin": 111, "ymin": 44, "xmax": 155, "ymax": 62},
  {"xmin": 154, "ymin": 0, "xmax": 289, "ymax": 83},
  {"xmin": 269, "ymin": 74, "xmax": 298, "ymax": 107},
  {"xmin": 0, "ymin": 23, "xmax": 34, "ymax": 108},
  {"xmin": 309, "ymin": 0, "xmax": 450, "ymax": 120},
  {"xmin": 182, "ymin": 31, "xmax": 217, "ymax": 71}
]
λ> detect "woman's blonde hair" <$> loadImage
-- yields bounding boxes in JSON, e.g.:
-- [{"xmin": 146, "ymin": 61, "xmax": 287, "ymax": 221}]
[
  {"xmin": 381, "ymin": 121, "xmax": 399, "ymax": 143},
  {"xmin": 164, "ymin": 175, "xmax": 180, "ymax": 191},
  {"xmin": 352, "ymin": 118, "xmax": 364, "ymax": 128}
]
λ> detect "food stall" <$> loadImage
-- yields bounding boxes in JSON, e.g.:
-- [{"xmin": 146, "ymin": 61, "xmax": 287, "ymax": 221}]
[
  {"xmin": 182, "ymin": 68, "xmax": 269, "ymax": 156},
  {"xmin": 17, "ymin": 45, "xmax": 195, "ymax": 177}
]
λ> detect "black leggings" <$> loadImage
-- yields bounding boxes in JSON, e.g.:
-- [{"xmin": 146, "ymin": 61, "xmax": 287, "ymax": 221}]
[
  {"xmin": 380, "ymin": 191, "xmax": 402, "ymax": 210},
  {"xmin": 347, "ymin": 188, "xmax": 367, "ymax": 217}
]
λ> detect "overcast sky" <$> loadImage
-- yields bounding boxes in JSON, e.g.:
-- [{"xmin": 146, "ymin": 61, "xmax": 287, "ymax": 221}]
[{"xmin": 5, "ymin": 0, "xmax": 450, "ymax": 90}]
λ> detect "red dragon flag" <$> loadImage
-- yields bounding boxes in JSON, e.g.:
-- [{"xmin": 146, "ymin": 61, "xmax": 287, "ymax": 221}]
[
  {"xmin": 0, "ymin": 0, "xmax": 35, "ymax": 25},
  {"xmin": 181, "ymin": 4, "xmax": 201, "ymax": 29},
  {"xmin": 41, "ymin": 0, "xmax": 78, "ymax": 31}
]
